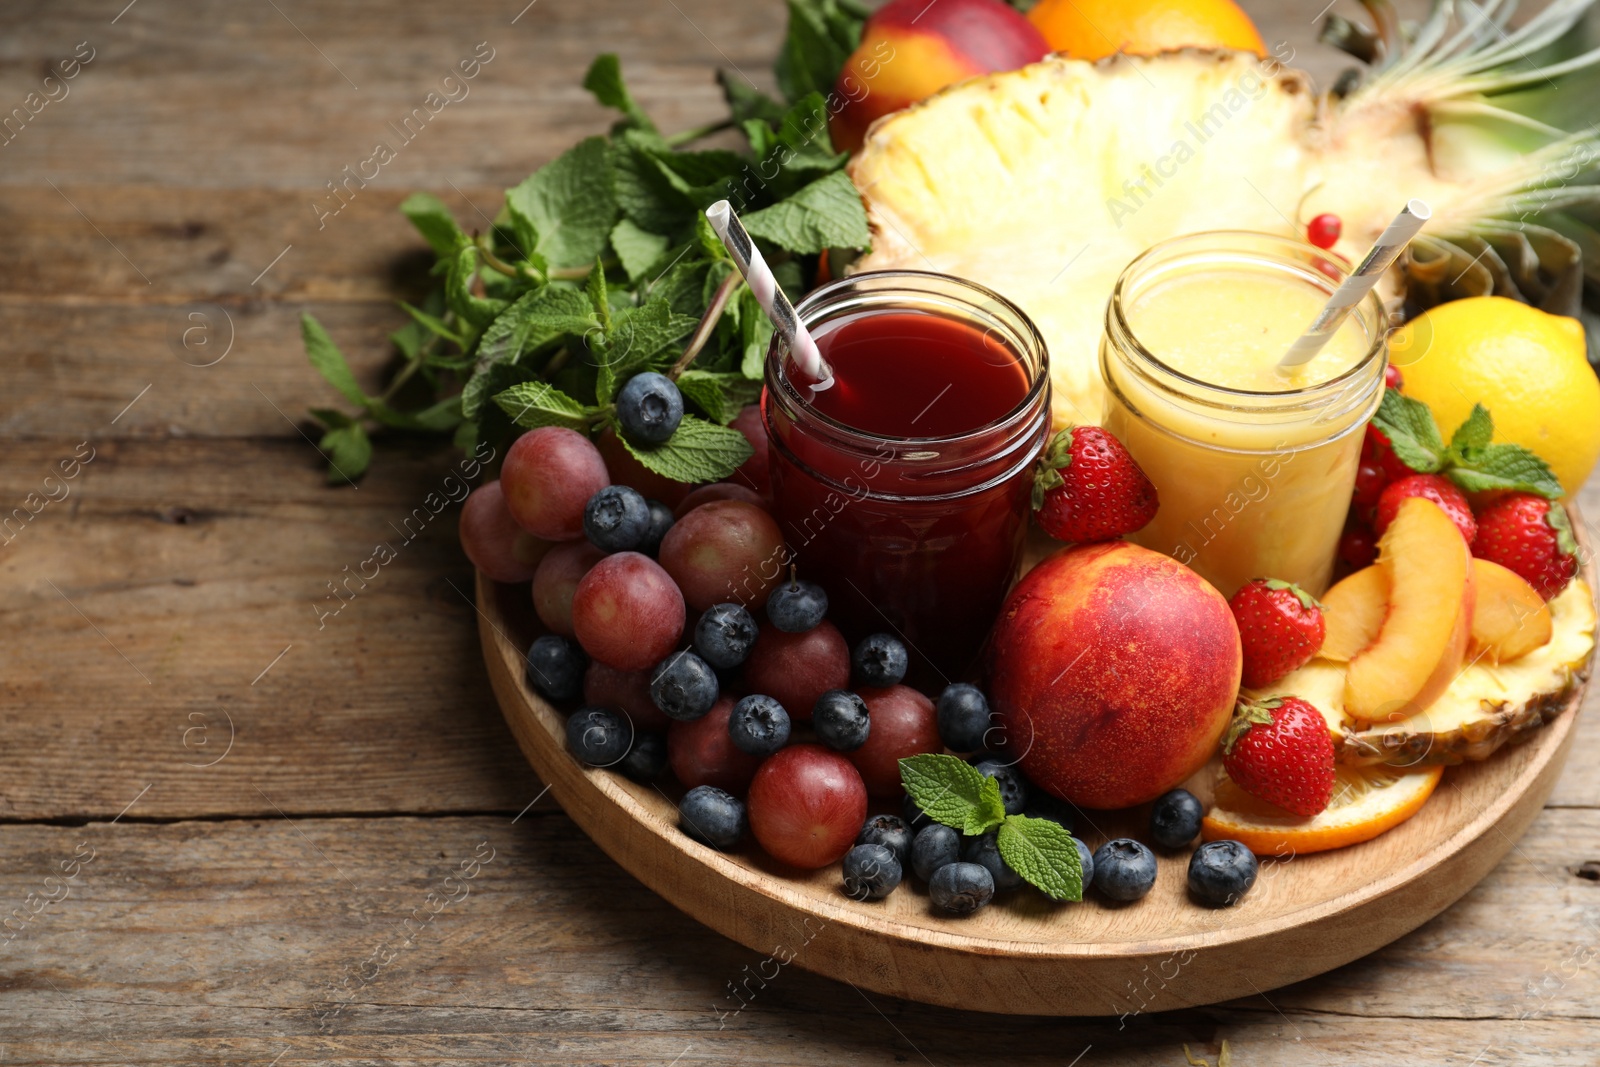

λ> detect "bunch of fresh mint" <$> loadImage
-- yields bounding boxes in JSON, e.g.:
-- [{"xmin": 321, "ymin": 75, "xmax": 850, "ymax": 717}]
[
  {"xmin": 299, "ymin": 0, "xmax": 872, "ymax": 483},
  {"xmin": 1372, "ymin": 390, "xmax": 1564, "ymax": 499},
  {"xmin": 900, "ymin": 753, "xmax": 1085, "ymax": 901}
]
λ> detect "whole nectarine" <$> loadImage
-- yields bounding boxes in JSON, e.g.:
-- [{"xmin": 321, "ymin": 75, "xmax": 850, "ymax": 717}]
[
  {"xmin": 988, "ymin": 541, "xmax": 1241, "ymax": 809},
  {"xmin": 829, "ymin": 0, "xmax": 1050, "ymax": 153}
]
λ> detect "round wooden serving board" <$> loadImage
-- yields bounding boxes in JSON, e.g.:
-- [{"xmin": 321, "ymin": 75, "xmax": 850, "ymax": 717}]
[{"xmin": 479, "ymin": 518, "xmax": 1595, "ymax": 1016}]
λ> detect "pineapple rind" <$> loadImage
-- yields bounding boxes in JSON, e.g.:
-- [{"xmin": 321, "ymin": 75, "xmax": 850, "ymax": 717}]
[{"xmin": 1254, "ymin": 579, "xmax": 1597, "ymax": 766}]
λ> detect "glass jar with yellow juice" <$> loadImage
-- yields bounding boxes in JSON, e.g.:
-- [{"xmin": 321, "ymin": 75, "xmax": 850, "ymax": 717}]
[{"xmin": 1100, "ymin": 232, "xmax": 1388, "ymax": 598}]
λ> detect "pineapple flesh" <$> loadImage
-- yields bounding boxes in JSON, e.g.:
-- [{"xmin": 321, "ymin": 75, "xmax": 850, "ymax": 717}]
[
  {"xmin": 851, "ymin": 1, "xmax": 1600, "ymax": 424},
  {"xmin": 1254, "ymin": 578, "xmax": 1595, "ymax": 766}
]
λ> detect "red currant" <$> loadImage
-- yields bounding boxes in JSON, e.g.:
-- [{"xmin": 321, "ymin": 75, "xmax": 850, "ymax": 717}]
[
  {"xmin": 1307, "ymin": 213, "xmax": 1342, "ymax": 249},
  {"xmin": 1384, "ymin": 363, "xmax": 1404, "ymax": 390}
]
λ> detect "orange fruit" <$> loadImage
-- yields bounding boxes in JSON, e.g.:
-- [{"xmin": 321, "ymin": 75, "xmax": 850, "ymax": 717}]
[
  {"xmin": 1202, "ymin": 764, "xmax": 1443, "ymax": 856},
  {"xmin": 1028, "ymin": 0, "xmax": 1266, "ymax": 61}
]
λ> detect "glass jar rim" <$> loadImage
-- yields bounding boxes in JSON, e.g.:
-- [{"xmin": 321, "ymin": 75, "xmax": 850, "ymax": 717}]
[
  {"xmin": 771, "ymin": 269, "xmax": 1051, "ymax": 448},
  {"xmin": 1106, "ymin": 230, "xmax": 1388, "ymax": 406}
]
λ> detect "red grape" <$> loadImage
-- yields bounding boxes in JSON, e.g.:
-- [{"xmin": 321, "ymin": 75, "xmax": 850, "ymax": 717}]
[
  {"xmin": 747, "ymin": 745, "xmax": 868, "ymax": 869},
  {"xmin": 658, "ymin": 500, "xmax": 788, "ymax": 611},
  {"xmin": 501, "ymin": 427, "xmax": 610, "ymax": 540},
  {"xmin": 459, "ymin": 480, "xmax": 553, "ymax": 583},
  {"xmin": 673, "ymin": 482, "xmax": 769, "ymax": 519},
  {"xmin": 596, "ymin": 428, "xmax": 693, "ymax": 508},
  {"xmin": 847, "ymin": 685, "xmax": 941, "ymax": 795},
  {"xmin": 571, "ymin": 551, "xmax": 685, "ymax": 670},
  {"xmin": 532, "ymin": 541, "xmax": 605, "ymax": 637},
  {"xmin": 668, "ymin": 695, "xmax": 762, "ymax": 793},
  {"xmin": 1351, "ymin": 461, "xmax": 1387, "ymax": 519},
  {"xmin": 742, "ymin": 621, "xmax": 850, "ymax": 722},
  {"xmin": 584, "ymin": 661, "xmax": 672, "ymax": 732},
  {"xmin": 729, "ymin": 404, "xmax": 770, "ymax": 495}
]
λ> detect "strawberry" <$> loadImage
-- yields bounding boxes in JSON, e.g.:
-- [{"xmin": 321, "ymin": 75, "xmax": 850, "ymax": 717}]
[
  {"xmin": 1032, "ymin": 426, "xmax": 1158, "ymax": 543},
  {"xmin": 1373, "ymin": 473, "xmax": 1477, "ymax": 542},
  {"xmin": 1222, "ymin": 696, "xmax": 1336, "ymax": 817},
  {"xmin": 1472, "ymin": 493, "xmax": 1580, "ymax": 600},
  {"xmin": 1229, "ymin": 578, "xmax": 1326, "ymax": 689}
]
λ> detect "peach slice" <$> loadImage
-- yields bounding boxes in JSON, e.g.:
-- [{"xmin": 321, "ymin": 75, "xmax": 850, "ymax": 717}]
[
  {"xmin": 1469, "ymin": 558, "xmax": 1553, "ymax": 665},
  {"xmin": 1319, "ymin": 565, "xmax": 1388, "ymax": 662},
  {"xmin": 1344, "ymin": 499, "xmax": 1474, "ymax": 722}
]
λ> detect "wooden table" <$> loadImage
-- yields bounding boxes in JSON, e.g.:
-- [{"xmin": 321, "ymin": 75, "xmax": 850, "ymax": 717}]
[{"xmin": 2, "ymin": 1, "xmax": 1597, "ymax": 1062}]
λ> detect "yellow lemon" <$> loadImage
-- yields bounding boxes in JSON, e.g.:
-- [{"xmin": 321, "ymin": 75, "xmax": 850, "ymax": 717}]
[{"xmin": 1391, "ymin": 296, "xmax": 1599, "ymax": 495}]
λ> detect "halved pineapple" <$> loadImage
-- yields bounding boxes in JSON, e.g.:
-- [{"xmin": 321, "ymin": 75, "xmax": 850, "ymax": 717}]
[
  {"xmin": 1254, "ymin": 579, "xmax": 1595, "ymax": 766},
  {"xmin": 850, "ymin": 2, "xmax": 1600, "ymax": 425}
]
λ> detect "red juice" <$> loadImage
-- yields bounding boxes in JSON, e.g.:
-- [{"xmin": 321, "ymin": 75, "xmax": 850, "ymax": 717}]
[{"xmin": 763, "ymin": 275, "xmax": 1050, "ymax": 684}]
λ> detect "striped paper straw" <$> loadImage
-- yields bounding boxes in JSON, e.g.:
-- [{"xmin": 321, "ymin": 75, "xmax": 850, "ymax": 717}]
[
  {"xmin": 1278, "ymin": 199, "xmax": 1432, "ymax": 371},
  {"xmin": 705, "ymin": 200, "xmax": 835, "ymax": 391}
]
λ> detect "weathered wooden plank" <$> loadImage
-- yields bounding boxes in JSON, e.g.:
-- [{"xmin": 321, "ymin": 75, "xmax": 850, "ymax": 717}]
[
  {"xmin": 0, "ymin": 437, "xmax": 545, "ymax": 820},
  {"xmin": 0, "ymin": 811, "xmax": 1595, "ymax": 1065}
]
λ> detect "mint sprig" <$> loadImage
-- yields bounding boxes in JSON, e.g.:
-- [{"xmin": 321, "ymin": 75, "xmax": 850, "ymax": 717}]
[
  {"xmin": 899, "ymin": 754, "xmax": 1084, "ymax": 902},
  {"xmin": 1372, "ymin": 391, "xmax": 1564, "ymax": 500}
]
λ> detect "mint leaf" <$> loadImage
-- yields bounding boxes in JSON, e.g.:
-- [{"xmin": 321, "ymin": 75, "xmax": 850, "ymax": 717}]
[
  {"xmin": 596, "ymin": 297, "xmax": 698, "ymax": 404},
  {"xmin": 741, "ymin": 171, "xmax": 870, "ymax": 253},
  {"xmin": 366, "ymin": 394, "xmax": 463, "ymax": 433},
  {"xmin": 719, "ymin": 69, "xmax": 787, "ymax": 126},
  {"xmin": 1449, "ymin": 404, "xmax": 1494, "ymax": 458},
  {"xmin": 1371, "ymin": 389, "xmax": 1446, "ymax": 473},
  {"xmin": 775, "ymin": 0, "xmax": 863, "ymax": 103},
  {"xmin": 583, "ymin": 54, "xmax": 656, "ymax": 135},
  {"xmin": 396, "ymin": 300, "xmax": 465, "ymax": 347},
  {"xmin": 677, "ymin": 370, "xmax": 763, "ymax": 424},
  {"xmin": 898, "ymin": 753, "xmax": 1007, "ymax": 836},
  {"xmin": 996, "ymin": 815, "xmax": 1083, "ymax": 902},
  {"xmin": 493, "ymin": 381, "xmax": 594, "ymax": 432},
  {"xmin": 400, "ymin": 191, "xmax": 465, "ymax": 257},
  {"xmin": 740, "ymin": 287, "xmax": 774, "ymax": 378},
  {"xmin": 585, "ymin": 261, "xmax": 612, "ymax": 333},
  {"xmin": 317, "ymin": 419, "xmax": 371, "ymax": 485},
  {"xmin": 618, "ymin": 414, "xmax": 753, "ymax": 484},
  {"xmin": 614, "ymin": 136, "xmax": 694, "ymax": 234},
  {"xmin": 1447, "ymin": 443, "xmax": 1564, "ymax": 499},
  {"xmin": 611, "ymin": 219, "xmax": 670, "ymax": 283},
  {"xmin": 300, "ymin": 314, "xmax": 367, "ymax": 407},
  {"xmin": 464, "ymin": 286, "xmax": 596, "ymax": 417},
  {"xmin": 506, "ymin": 136, "xmax": 618, "ymax": 269},
  {"xmin": 446, "ymin": 242, "xmax": 510, "ymax": 330}
]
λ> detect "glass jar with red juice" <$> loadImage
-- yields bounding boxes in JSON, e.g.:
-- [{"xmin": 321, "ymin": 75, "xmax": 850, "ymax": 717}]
[{"xmin": 762, "ymin": 271, "xmax": 1051, "ymax": 682}]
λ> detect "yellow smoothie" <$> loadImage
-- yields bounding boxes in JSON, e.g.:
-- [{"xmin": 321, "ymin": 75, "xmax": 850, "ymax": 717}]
[{"xmin": 1100, "ymin": 235, "xmax": 1385, "ymax": 598}]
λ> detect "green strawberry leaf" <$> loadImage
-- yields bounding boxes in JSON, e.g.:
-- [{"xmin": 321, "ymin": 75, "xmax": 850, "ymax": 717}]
[
  {"xmin": 1371, "ymin": 389, "xmax": 1447, "ymax": 473},
  {"xmin": 996, "ymin": 815, "xmax": 1083, "ymax": 902},
  {"xmin": 1222, "ymin": 698, "xmax": 1278, "ymax": 753},
  {"xmin": 899, "ymin": 753, "xmax": 1007, "ymax": 836},
  {"xmin": 1547, "ymin": 502, "xmax": 1580, "ymax": 558},
  {"xmin": 1263, "ymin": 578, "xmax": 1320, "ymax": 611}
]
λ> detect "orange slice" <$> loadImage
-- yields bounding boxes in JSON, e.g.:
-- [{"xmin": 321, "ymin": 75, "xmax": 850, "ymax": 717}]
[{"xmin": 1201, "ymin": 764, "xmax": 1444, "ymax": 856}]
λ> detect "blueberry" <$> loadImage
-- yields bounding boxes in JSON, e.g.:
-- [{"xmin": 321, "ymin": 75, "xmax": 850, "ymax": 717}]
[
  {"xmin": 1023, "ymin": 792, "xmax": 1076, "ymax": 835},
  {"xmin": 525, "ymin": 634, "xmax": 586, "ymax": 702},
  {"xmin": 901, "ymin": 793, "xmax": 931, "ymax": 831},
  {"xmin": 1092, "ymin": 838, "xmax": 1158, "ymax": 902},
  {"xmin": 842, "ymin": 843, "xmax": 903, "ymax": 901},
  {"xmin": 565, "ymin": 706, "xmax": 632, "ymax": 767},
  {"xmin": 766, "ymin": 578, "xmax": 829, "ymax": 632},
  {"xmin": 935, "ymin": 683, "xmax": 991, "ymax": 752},
  {"xmin": 856, "ymin": 814, "xmax": 913, "ymax": 862},
  {"xmin": 1074, "ymin": 837, "xmax": 1094, "ymax": 888},
  {"xmin": 616, "ymin": 371, "xmax": 684, "ymax": 446},
  {"xmin": 728, "ymin": 694, "xmax": 791, "ymax": 756},
  {"xmin": 583, "ymin": 485, "xmax": 652, "ymax": 553},
  {"xmin": 650, "ymin": 650, "xmax": 720, "ymax": 721},
  {"xmin": 973, "ymin": 758, "xmax": 1028, "ymax": 816},
  {"xmin": 910, "ymin": 823, "xmax": 961, "ymax": 882},
  {"xmin": 813, "ymin": 689, "xmax": 871, "ymax": 751},
  {"xmin": 929, "ymin": 861, "xmax": 995, "ymax": 915},
  {"xmin": 1187, "ymin": 840, "xmax": 1258, "ymax": 907},
  {"xmin": 638, "ymin": 499, "xmax": 676, "ymax": 557},
  {"xmin": 1149, "ymin": 788, "xmax": 1205, "ymax": 850},
  {"xmin": 853, "ymin": 633, "xmax": 908, "ymax": 688},
  {"xmin": 679, "ymin": 785, "xmax": 746, "ymax": 851},
  {"xmin": 619, "ymin": 731, "xmax": 668, "ymax": 781},
  {"xmin": 693, "ymin": 603, "xmax": 759, "ymax": 670},
  {"xmin": 961, "ymin": 831, "xmax": 1024, "ymax": 891}
]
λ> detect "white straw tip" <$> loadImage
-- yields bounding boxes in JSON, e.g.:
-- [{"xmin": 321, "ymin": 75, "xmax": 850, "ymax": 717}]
[
  {"xmin": 706, "ymin": 200, "xmax": 731, "ymax": 226},
  {"xmin": 1405, "ymin": 198, "xmax": 1432, "ymax": 221}
]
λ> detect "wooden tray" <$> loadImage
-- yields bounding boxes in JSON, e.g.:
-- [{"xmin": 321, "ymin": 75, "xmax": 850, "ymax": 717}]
[{"xmin": 478, "ymin": 529, "xmax": 1594, "ymax": 1016}]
